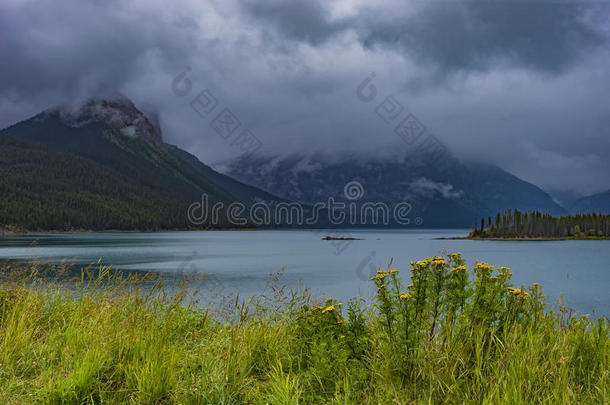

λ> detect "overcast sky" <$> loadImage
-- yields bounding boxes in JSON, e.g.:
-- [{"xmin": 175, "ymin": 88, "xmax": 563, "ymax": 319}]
[{"xmin": 1, "ymin": 0, "xmax": 610, "ymax": 196}]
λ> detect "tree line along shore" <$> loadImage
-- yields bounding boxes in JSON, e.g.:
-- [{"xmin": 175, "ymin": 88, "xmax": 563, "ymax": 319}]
[{"xmin": 468, "ymin": 210, "xmax": 610, "ymax": 240}]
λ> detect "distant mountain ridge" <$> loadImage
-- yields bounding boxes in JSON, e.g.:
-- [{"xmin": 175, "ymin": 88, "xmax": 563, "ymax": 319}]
[
  {"xmin": 0, "ymin": 94, "xmax": 572, "ymax": 230},
  {"xmin": 571, "ymin": 190, "xmax": 610, "ymax": 214},
  {"xmin": 0, "ymin": 95, "xmax": 282, "ymax": 231},
  {"xmin": 222, "ymin": 152, "xmax": 567, "ymax": 228}
]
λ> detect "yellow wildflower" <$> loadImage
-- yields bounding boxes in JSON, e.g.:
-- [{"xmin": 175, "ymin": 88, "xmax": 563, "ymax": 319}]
[
  {"xmin": 322, "ymin": 305, "xmax": 335, "ymax": 313},
  {"xmin": 432, "ymin": 256, "xmax": 446, "ymax": 264},
  {"xmin": 507, "ymin": 287, "xmax": 529, "ymax": 298},
  {"xmin": 399, "ymin": 292, "xmax": 412, "ymax": 299},
  {"xmin": 388, "ymin": 269, "xmax": 399, "ymax": 274},
  {"xmin": 475, "ymin": 262, "xmax": 494, "ymax": 272},
  {"xmin": 371, "ymin": 274, "xmax": 386, "ymax": 280}
]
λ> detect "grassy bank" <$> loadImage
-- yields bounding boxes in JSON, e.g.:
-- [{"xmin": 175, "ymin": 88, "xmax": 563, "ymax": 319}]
[{"xmin": 0, "ymin": 256, "xmax": 608, "ymax": 404}]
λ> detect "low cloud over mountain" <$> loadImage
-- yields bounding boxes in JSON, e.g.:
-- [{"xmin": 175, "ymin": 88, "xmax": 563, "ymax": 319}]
[{"xmin": 2, "ymin": 0, "xmax": 610, "ymax": 195}]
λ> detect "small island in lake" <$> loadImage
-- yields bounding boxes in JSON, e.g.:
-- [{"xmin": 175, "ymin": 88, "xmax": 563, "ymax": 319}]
[
  {"xmin": 452, "ymin": 210, "xmax": 610, "ymax": 240},
  {"xmin": 322, "ymin": 235, "xmax": 363, "ymax": 241}
]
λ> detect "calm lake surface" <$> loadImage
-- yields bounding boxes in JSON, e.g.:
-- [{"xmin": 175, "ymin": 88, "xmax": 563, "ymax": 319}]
[{"xmin": 0, "ymin": 229, "xmax": 608, "ymax": 317}]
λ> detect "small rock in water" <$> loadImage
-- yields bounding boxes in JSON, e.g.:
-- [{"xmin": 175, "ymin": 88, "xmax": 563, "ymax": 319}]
[{"xmin": 322, "ymin": 236, "xmax": 362, "ymax": 241}]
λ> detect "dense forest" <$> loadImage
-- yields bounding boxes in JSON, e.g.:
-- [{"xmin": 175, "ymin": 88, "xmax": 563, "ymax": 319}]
[
  {"xmin": 0, "ymin": 136, "xmax": 239, "ymax": 231},
  {"xmin": 0, "ymin": 101, "xmax": 287, "ymax": 232},
  {"xmin": 471, "ymin": 209, "xmax": 610, "ymax": 238}
]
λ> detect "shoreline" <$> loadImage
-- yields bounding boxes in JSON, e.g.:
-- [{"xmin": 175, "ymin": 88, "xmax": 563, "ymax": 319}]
[
  {"xmin": 1, "ymin": 227, "xmax": 466, "ymax": 236},
  {"xmin": 437, "ymin": 236, "xmax": 610, "ymax": 241},
  {"xmin": 0, "ymin": 227, "xmax": 263, "ymax": 236}
]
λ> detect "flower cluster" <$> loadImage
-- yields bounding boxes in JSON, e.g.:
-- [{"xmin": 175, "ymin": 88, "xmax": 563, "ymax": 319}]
[
  {"xmin": 311, "ymin": 298, "xmax": 343, "ymax": 313},
  {"xmin": 369, "ymin": 253, "xmax": 544, "ymax": 368},
  {"xmin": 507, "ymin": 287, "xmax": 529, "ymax": 299}
]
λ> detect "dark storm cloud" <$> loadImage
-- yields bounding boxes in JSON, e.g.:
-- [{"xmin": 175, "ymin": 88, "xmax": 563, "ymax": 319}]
[
  {"xmin": 237, "ymin": 0, "xmax": 606, "ymax": 76},
  {"xmin": 240, "ymin": 0, "xmax": 347, "ymax": 45},
  {"xmin": 359, "ymin": 1, "xmax": 605, "ymax": 75},
  {"xmin": 1, "ymin": 0, "xmax": 610, "ymax": 196},
  {"xmin": 0, "ymin": 0, "xmax": 196, "ymax": 101}
]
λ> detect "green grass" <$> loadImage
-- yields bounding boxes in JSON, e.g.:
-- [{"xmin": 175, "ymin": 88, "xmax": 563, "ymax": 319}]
[{"xmin": 0, "ymin": 255, "xmax": 608, "ymax": 404}]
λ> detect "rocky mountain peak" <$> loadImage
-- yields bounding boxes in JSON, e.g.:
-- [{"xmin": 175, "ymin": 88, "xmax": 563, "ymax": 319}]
[{"xmin": 54, "ymin": 93, "xmax": 165, "ymax": 149}]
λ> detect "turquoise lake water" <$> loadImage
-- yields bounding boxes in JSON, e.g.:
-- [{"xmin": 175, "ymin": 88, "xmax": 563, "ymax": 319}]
[{"xmin": 0, "ymin": 229, "xmax": 608, "ymax": 317}]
